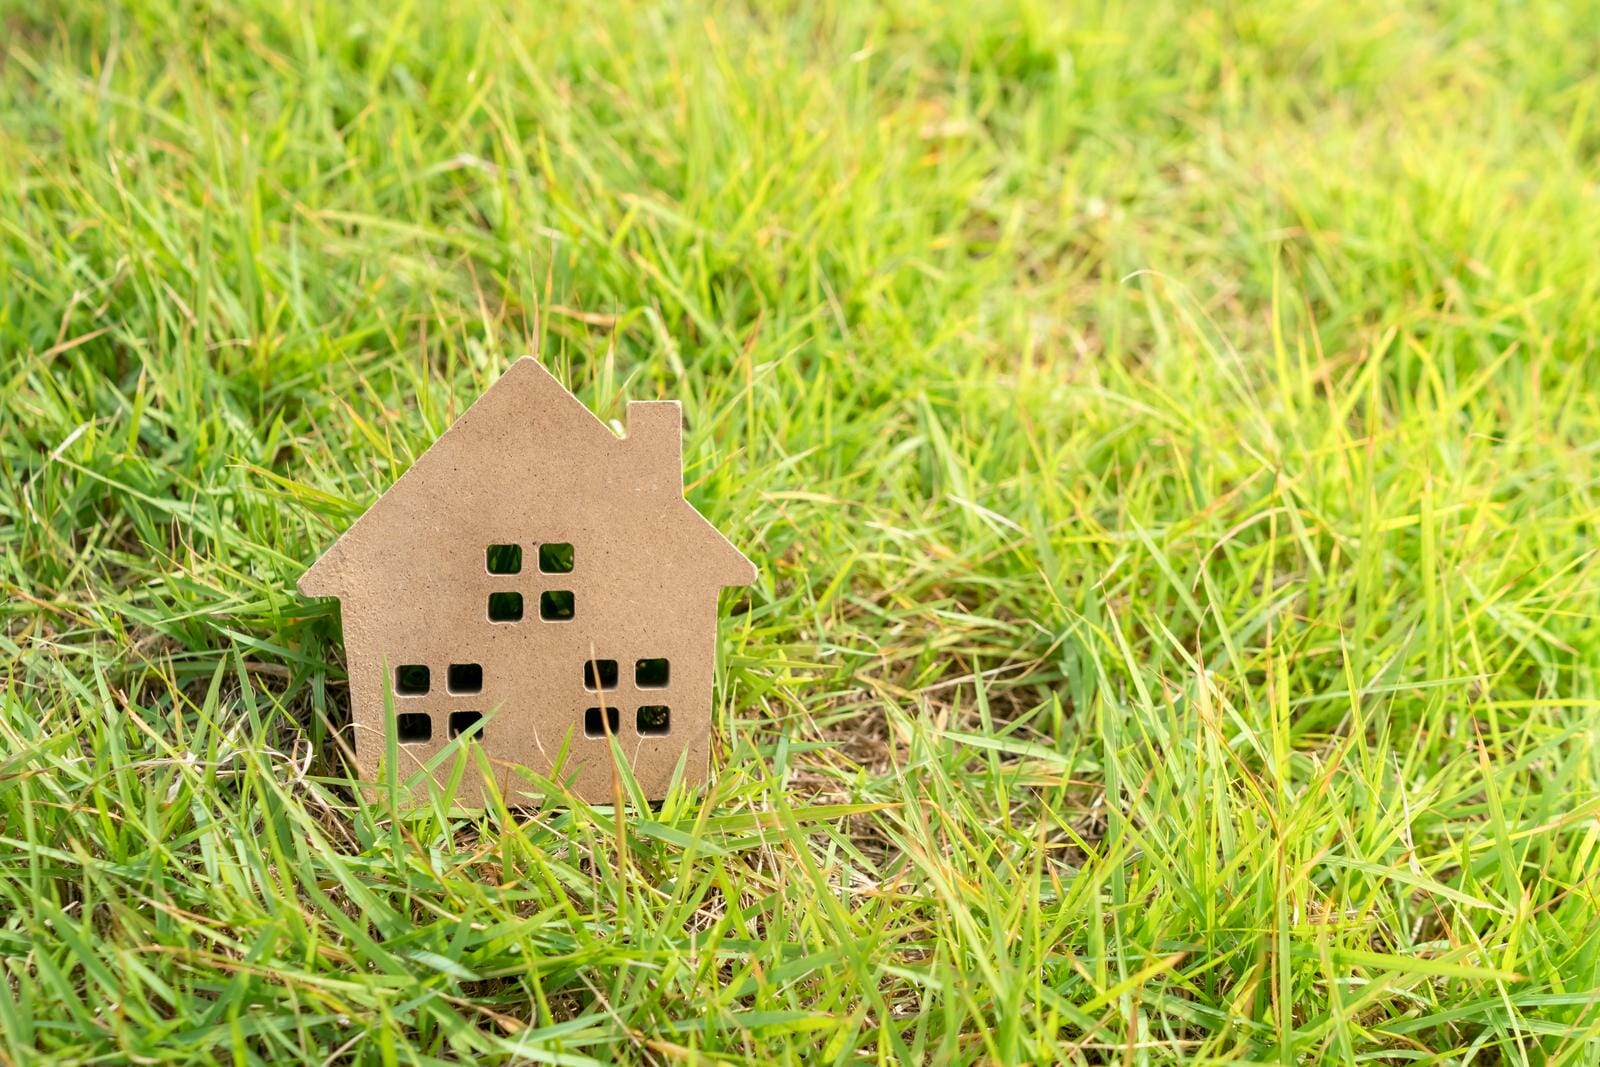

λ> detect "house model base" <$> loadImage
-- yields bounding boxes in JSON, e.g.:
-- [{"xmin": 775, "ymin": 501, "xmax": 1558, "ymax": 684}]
[{"xmin": 298, "ymin": 358, "xmax": 755, "ymax": 805}]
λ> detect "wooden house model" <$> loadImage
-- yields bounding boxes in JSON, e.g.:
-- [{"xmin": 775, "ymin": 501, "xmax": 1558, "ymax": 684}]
[{"xmin": 298, "ymin": 358, "xmax": 755, "ymax": 804}]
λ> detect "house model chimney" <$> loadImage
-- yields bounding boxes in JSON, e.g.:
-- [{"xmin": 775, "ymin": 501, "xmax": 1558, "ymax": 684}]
[{"xmin": 625, "ymin": 400, "xmax": 684, "ymax": 496}]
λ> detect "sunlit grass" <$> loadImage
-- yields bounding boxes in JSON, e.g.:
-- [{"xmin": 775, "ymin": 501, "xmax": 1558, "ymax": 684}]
[{"xmin": 2, "ymin": 0, "xmax": 1599, "ymax": 1061}]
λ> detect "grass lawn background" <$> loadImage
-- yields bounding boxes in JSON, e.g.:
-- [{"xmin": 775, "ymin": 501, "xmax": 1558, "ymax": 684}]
[{"xmin": 3, "ymin": 0, "xmax": 1599, "ymax": 1061}]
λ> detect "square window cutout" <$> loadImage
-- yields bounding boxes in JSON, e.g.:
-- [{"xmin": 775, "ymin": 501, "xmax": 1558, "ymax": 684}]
[
  {"xmin": 448, "ymin": 663, "xmax": 483, "ymax": 694},
  {"xmin": 486, "ymin": 543, "xmax": 522, "ymax": 574},
  {"xmin": 449, "ymin": 711, "xmax": 484, "ymax": 739},
  {"xmin": 540, "ymin": 590, "xmax": 574, "ymax": 621},
  {"xmin": 395, "ymin": 664, "xmax": 430, "ymax": 695},
  {"xmin": 488, "ymin": 591, "xmax": 524, "ymax": 622},
  {"xmin": 539, "ymin": 542, "xmax": 574, "ymax": 574},
  {"xmin": 636, "ymin": 658, "xmax": 669, "ymax": 689},
  {"xmin": 396, "ymin": 712, "xmax": 432, "ymax": 743},
  {"xmin": 584, "ymin": 706, "xmax": 620, "ymax": 738},
  {"xmin": 637, "ymin": 705, "xmax": 670, "ymax": 736},
  {"xmin": 584, "ymin": 659, "xmax": 618, "ymax": 690}
]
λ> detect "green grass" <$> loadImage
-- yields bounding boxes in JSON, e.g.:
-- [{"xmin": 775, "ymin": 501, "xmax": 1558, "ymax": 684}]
[{"xmin": 3, "ymin": 0, "xmax": 1599, "ymax": 1061}]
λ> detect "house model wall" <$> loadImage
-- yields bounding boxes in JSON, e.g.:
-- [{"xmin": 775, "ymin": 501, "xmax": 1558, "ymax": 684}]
[{"xmin": 298, "ymin": 358, "xmax": 755, "ymax": 805}]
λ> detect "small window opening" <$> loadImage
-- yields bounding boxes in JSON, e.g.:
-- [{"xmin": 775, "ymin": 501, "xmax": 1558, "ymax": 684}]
[
  {"xmin": 448, "ymin": 663, "xmax": 483, "ymax": 694},
  {"xmin": 395, "ymin": 664, "xmax": 430, "ymax": 695},
  {"xmin": 584, "ymin": 706, "xmax": 620, "ymax": 738},
  {"xmin": 488, "ymin": 591, "xmax": 524, "ymax": 622},
  {"xmin": 635, "ymin": 658, "xmax": 670, "ymax": 689},
  {"xmin": 540, "ymin": 590, "xmax": 574, "ymax": 621},
  {"xmin": 539, "ymin": 542, "xmax": 574, "ymax": 573},
  {"xmin": 449, "ymin": 711, "xmax": 484, "ymax": 739},
  {"xmin": 637, "ymin": 705, "xmax": 670, "ymax": 736},
  {"xmin": 396, "ymin": 712, "xmax": 432, "ymax": 743},
  {"xmin": 486, "ymin": 544, "xmax": 522, "ymax": 574},
  {"xmin": 584, "ymin": 659, "xmax": 619, "ymax": 690}
]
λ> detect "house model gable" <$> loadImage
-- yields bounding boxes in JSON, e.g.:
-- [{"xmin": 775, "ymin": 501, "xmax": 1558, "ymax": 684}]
[{"xmin": 299, "ymin": 357, "xmax": 755, "ymax": 805}]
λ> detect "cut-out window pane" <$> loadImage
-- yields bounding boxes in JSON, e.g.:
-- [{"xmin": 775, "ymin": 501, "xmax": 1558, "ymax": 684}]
[
  {"xmin": 397, "ymin": 712, "xmax": 432, "ymax": 743},
  {"xmin": 584, "ymin": 659, "xmax": 618, "ymax": 690},
  {"xmin": 449, "ymin": 711, "xmax": 484, "ymax": 739},
  {"xmin": 395, "ymin": 664, "xmax": 430, "ymax": 695},
  {"xmin": 539, "ymin": 542, "xmax": 574, "ymax": 574},
  {"xmin": 584, "ymin": 706, "xmax": 620, "ymax": 738},
  {"xmin": 540, "ymin": 590, "xmax": 574, "ymax": 621},
  {"xmin": 448, "ymin": 663, "xmax": 483, "ymax": 694},
  {"xmin": 486, "ymin": 544, "xmax": 522, "ymax": 574},
  {"xmin": 637, "ymin": 705, "xmax": 670, "ymax": 736},
  {"xmin": 635, "ymin": 658, "xmax": 670, "ymax": 689},
  {"xmin": 488, "ymin": 591, "xmax": 524, "ymax": 622}
]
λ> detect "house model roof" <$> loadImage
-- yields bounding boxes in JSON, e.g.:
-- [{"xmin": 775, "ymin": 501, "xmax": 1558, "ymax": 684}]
[{"xmin": 299, "ymin": 357, "xmax": 754, "ymax": 597}]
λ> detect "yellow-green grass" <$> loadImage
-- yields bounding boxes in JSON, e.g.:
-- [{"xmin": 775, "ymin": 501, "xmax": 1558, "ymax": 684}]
[{"xmin": 3, "ymin": 0, "xmax": 1599, "ymax": 1062}]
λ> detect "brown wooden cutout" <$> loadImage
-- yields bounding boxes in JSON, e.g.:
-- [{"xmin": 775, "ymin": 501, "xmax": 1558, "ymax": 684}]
[{"xmin": 299, "ymin": 358, "xmax": 755, "ymax": 805}]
